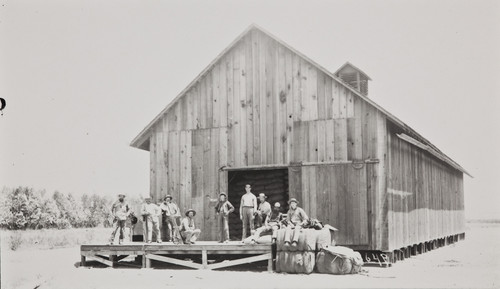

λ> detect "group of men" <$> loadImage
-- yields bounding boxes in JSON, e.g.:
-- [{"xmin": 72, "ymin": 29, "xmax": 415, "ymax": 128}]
[
  {"xmin": 108, "ymin": 194, "xmax": 200, "ymax": 245},
  {"xmin": 239, "ymin": 184, "xmax": 309, "ymax": 246},
  {"xmin": 109, "ymin": 183, "xmax": 309, "ymax": 247}
]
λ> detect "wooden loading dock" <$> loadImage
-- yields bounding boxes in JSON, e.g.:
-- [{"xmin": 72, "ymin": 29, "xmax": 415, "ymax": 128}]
[
  {"xmin": 81, "ymin": 242, "xmax": 273, "ymax": 271},
  {"xmin": 130, "ymin": 24, "xmax": 470, "ymax": 264}
]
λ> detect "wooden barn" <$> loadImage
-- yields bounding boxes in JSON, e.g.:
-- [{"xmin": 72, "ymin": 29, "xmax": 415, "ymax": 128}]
[{"xmin": 130, "ymin": 25, "xmax": 469, "ymax": 258}]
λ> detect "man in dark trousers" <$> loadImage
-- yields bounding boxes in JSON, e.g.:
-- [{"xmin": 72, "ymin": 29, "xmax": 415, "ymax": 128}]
[
  {"xmin": 215, "ymin": 192, "xmax": 235, "ymax": 243},
  {"xmin": 109, "ymin": 194, "xmax": 130, "ymax": 245},
  {"xmin": 250, "ymin": 202, "xmax": 283, "ymax": 244},
  {"xmin": 239, "ymin": 184, "xmax": 257, "ymax": 241},
  {"xmin": 159, "ymin": 195, "xmax": 181, "ymax": 242}
]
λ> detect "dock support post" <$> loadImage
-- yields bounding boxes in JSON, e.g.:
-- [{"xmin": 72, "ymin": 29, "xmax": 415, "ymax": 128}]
[
  {"xmin": 142, "ymin": 254, "xmax": 147, "ymax": 268},
  {"xmin": 268, "ymin": 256, "xmax": 273, "ymax": 272},
  {"xmin": 109, "ymin": 255, "xmax": 116, "ymax": 268},
  {"xmin": 202, "ymin": 249, "xmax": 208, "ymax": 269},
  {"xmin": 80, "ymin": 255, "xmax": 86, "ymax": 267}
]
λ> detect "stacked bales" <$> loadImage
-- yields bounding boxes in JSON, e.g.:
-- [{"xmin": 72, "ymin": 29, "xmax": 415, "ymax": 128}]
[{"xmin": 275, "ymin": 227, "xmax": 336, "ymax": 274}]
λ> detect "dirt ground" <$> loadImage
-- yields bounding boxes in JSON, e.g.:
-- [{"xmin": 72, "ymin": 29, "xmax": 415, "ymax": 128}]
[{"xmin": 1, "ymin": 222, "xmax": 499, "ymax": 289}]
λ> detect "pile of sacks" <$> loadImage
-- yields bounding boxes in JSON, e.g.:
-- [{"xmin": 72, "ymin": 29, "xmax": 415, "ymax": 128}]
[
  {"xmin": 274, "ymin": 225, "xmax": 363, "ymax": 275},
  {"xmin": 316, "ymin": 246, "xmax": 364, "ymax": 274}
]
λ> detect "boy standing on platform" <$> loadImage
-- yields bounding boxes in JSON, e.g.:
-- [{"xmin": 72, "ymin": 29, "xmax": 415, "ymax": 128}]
[{"xmin": 215, "ymin": 192, "xmax": 235, "ymax": 243}]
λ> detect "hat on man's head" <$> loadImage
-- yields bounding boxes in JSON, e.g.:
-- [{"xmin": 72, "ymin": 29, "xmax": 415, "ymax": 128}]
[
  {"xmin": 118, "ymin": 194, "xmax": 126, "ymax": 198},
  {"xmin": 164, "ymin": 195, "xmax": 173, "ymax": 201},
  {"xmin": 274, "ymin": 202, "xmax": 281, "ymax": 208},
  {"xmin": 219, "ymin": 192, "xmax": 227, "ymax": 197},
  {"xmin": 185, "ymin": 209, "xmax": 196, "ymax": 217},
  {"xmin": 288, "ymin": 198, "xmax": 299, "ymax": 205},
  {"xmin": 144, "ymin": 196, "xmax": 152, "ymax": 200},
  {"xmin": 258, "ymin": 193, "xmax": 267, "ymax": 199}
]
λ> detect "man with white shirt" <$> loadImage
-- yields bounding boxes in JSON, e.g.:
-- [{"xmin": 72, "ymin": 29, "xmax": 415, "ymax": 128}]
[
  {"xmin": 141, "ymin": 196, "xmax": 162, "ymax": 243},
  {"xmin": 239, "ymin": 184, "xmax": 257, "ymax": 241}
]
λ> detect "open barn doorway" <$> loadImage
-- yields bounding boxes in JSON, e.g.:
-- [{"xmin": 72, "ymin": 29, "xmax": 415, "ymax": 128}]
[{"xmin": 227, "ymin": 168, "xmax": 289, "ymax": 241}]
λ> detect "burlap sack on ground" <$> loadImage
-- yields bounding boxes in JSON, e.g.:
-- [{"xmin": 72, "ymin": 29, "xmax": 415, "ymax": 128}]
[
  {"xmin": 276, "ymin": 251, "xmax": 315, "ymax": 274},
  {"xmin": 315, "ymin": 246, "xmax": 363, "ymax": 274}
]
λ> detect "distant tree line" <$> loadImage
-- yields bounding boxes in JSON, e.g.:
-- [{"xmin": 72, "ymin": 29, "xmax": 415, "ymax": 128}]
[{"xmin": 0, "ymin": 186, "xmax": 140, "ymax": 230}]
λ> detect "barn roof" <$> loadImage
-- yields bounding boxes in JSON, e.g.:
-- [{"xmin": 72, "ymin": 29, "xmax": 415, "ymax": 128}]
[{"xmin": 130, "ymin": 24, "xmax": 471, "ymax": 177}]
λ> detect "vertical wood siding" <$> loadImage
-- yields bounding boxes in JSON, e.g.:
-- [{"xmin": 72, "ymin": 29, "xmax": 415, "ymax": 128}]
[
  {"xmin": 288, "ymin": 164, "xmax": 372, "ymax": 246},
  {"xmin": 387, "ymin": 129, "xmax": 465, "ymax": 250}
]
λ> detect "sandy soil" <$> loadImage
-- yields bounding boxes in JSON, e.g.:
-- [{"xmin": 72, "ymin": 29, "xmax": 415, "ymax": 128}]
[{"xmin": 1, "ymin": 222, "xmax": 499, "ymax": 289}]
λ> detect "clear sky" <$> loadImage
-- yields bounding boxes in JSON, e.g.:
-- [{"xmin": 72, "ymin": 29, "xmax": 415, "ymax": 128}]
[{"xmin": 1, "ymin": 0, "xmax": 499, "ymax": 219}]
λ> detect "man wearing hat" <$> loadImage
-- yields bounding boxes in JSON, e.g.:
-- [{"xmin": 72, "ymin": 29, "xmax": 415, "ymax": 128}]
[
  {"xmin": 180, "ymin": 209, "xmax": 201, "ymax": 244},
  {"xmin": 250, "ymin": 202, "xmax": 283, "ymax": 244},
  {"xmin": 141, "ymin": 196, "xmax": 162, "ymax": 243},
  {"xmin": 239, "ymin": 184, "xmax": 257, "ymax": 241},
  {"xmin": 284, "ymin": 198, "xmax": 309, "ymax": 247},
  {"xmin": 255, "ymin": 193, "xmax": 271, "ymax": 228},
  {"xmin": 215, "ymin": 192, "xmax": 235, "ymax": 243},
  {"xmin": 109, "ymin": 194, "xmax": 130, "ymax": 245},
  {"xmin": 159, "ymin": 195, "xmax": 181, "ymax": 242}
]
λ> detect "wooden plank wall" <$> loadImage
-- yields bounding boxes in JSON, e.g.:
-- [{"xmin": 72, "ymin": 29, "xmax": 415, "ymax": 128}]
[
  {"xmin": 289, "ymin": 164, "xmax": 372, "ymax": 246},
  {"xmin": 387, "ymin": 129, "xmax": 465, "ymax": 250},
  {"xmin": 147, "ymin": 29, "xmax": 388, "ymax": 243},
  {"xmin": 159, "ymin": 30, "xmax": 379, "ymax": 167}
]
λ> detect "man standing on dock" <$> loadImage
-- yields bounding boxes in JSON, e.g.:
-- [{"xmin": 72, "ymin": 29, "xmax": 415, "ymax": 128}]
[
  {"xmin": 239, "ymin": 184, "xmax": 257, "ymax": 241},
  {"xmin": 109, "ymin": 194, "xmax": 130, "ymax": 245},
  {"xmin": 141, "ymin": 196, "xmax": 162, "ymax": 243},
  {"xmin": 215, "ymin": 192, "xmax": 235, "ymax": 243},
  {"xmin": 284, "ymin": 198, "xmax": 308, "ymax": 248},
  {"xmin": 159, "ymin": 195, "xmax": 181, "ymax": 242},
  {"xmin": 180, "ymin": 209, "xmax": 201, "ymax": 244}
]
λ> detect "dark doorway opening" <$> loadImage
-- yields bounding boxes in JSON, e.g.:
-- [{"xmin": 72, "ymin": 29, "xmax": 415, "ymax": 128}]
[{"xmin": 227, "ymin": 168, "xmax": 289, "ymax": 240}]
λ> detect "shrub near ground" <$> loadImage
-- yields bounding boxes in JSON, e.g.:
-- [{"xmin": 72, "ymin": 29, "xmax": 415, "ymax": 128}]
[
  {"xmin": 0, "ymin": 186, "xmax": 143, "ymax": 230},
  {"xmin": 1, "ymin": 227, "xmax": 111, "ymax": 251}
]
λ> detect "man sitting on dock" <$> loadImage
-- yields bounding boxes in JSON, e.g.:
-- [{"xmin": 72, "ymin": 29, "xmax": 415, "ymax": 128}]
[
  {"xmin": 250, "ymin": 202, "xmax": 283, "ymax": 244},
  {"xmin": 255, "ymin": 193, "xmax": 271, "ymax": 229},
  {"xmin": 109, "ymin": 194, "xmax": 130, "ymax": 245},
  {"xmin": 284, "ymin": 198, "xmax": 309, "ymax": 248},
  {"xmin": 141, "ymin": 196, "xmax": 162, "ymax": 244},
  {"xmin": 240, "ymin": 184, "xmax": 257, "ymax": 241},
  {"xmin": 159, "ymin": 195, "xmax": 181, "ymax": 242},
  {"xmin": 180, "ymin": 209, "xmax": 201, "ymax": 245}
]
